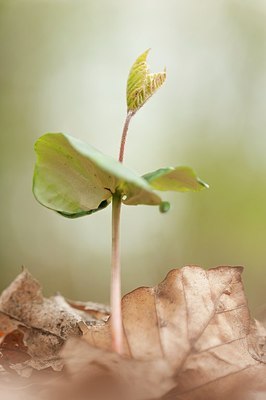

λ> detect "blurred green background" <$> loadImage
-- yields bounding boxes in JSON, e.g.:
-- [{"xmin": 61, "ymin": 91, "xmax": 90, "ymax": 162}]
[{"xmin": 1, "ymin": 0, "xmax": 265, "ymax": 313}]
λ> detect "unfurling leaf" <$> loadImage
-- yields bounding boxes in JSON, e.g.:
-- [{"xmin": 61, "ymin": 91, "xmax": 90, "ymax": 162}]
[
  {"xmin": 127, "ymin": 49, "xmax": 166, "ymax": 113},
  {"xmin": 143, "ymin": 166, "xmax": 209, "ymax": 192}
]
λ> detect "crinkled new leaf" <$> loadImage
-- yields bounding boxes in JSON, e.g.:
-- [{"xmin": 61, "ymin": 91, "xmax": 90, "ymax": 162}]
[{"xmin": 127, "ymin": 49, "xmax": 166, "ymax": 113}]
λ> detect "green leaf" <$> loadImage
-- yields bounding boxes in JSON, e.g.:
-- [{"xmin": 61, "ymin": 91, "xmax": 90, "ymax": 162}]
[
  {"xmin": 127, "ymin": 49, "xmax": 166, "ymax": 113},
  {"xmin": 33, "ymin": 133, "xmax": 163, "ymax": 217},
  {"xmin": 57, "ymin": 200, "xmax": 110, "ymax": 219},
  {"xmin": 143, "ymin": 166, "xmax": 209, "ymax": 192}
]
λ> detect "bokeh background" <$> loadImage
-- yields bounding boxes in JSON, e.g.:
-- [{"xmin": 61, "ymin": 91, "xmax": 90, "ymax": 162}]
[{"xmin": 1, "ymin": 0, "xmax": 265, "ymax": 314}]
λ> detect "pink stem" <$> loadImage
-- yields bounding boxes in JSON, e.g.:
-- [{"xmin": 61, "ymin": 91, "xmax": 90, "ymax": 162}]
[
  {"xmin": 111, "ymin": 192, "xmax": 123, "ymax": 354},
  {"xmin": 119, "ymin": 111, "xmax": 134, "ymax": 163},
  {"xmin": 110, "ymin": 110, "xmax": 135, "ymax": 354},
  {"xmin": 111, "ymin": 110, "xmax": 135, "ymax": 354}
]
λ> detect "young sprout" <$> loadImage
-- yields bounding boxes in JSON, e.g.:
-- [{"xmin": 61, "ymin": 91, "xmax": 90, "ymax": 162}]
[{"xmin": 32, "ymin": 50, "xmax": 208, "ymax": 355}]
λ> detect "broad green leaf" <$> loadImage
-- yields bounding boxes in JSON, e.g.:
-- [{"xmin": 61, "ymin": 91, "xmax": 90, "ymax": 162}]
[
  {"xmin": 127, "ymin": 49, "xmax": 166, "ymax": 113},
  {"xmin": 143, "ymin": 166, "xmax": 209, "ymax": 192},
  {"xmin": 33, "ymin": 133, "xmax": 163, "ymax": 218}
]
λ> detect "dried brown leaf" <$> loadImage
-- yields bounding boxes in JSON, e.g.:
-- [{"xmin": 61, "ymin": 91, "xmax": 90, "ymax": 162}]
[
  {"xmin": 0, "ymin": 266, "xmax": 265, "ymax": 400},
  {"xmin": 56, "ymin": 338, "xmax": 175, "ymax": 400},
  {"xmin": 0, "ymin": 269, "xmax": 81, "ymax": 339},
  {"xmin": 67, "ymin": 299, "xmax": 110, "ymax": 322},
  {"xmin": 79, "ymin": 266, "xmax": 266, "ymax": 399},
  {"xmin": 0, "ymin": 269, "xmax": 82, "ymax": 374}
]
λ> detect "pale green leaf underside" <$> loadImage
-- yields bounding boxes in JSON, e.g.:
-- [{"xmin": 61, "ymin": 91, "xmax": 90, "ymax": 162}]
[
  {"xmin": 143, "ymin": 167, "xmax": 209, "ymax": 192},
  {"xmin": 127, "ymin": 49, "xmax": 166, "ymax": 113},
  {"xmin": 33, "ymin": 133, "xmax": 162, "ymax": 217},
  {"xmin": 33, "ymin": 133, "xmax": 208, "ymax": 218}
]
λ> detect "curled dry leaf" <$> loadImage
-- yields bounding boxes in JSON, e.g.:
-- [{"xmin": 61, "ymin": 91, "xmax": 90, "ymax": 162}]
[
  {"xmin": 0, "ymin": 269, "xmax": 108, "ymax": 376},
  {"xmin": 0, "ymin": 266, "xmax": 265, "ymax": 400}
]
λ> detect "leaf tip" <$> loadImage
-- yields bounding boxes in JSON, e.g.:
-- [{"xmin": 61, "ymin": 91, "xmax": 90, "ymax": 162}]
[
  {"xmin": 198, "ymin": 178, "xmax": 209, "ymax": 189},
  {"xmin": 159, "ymin": 201, "xmax": 170, "ymax": 213}
]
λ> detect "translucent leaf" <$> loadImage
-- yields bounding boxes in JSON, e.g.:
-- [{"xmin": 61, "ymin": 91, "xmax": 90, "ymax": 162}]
[
  {"xmin": 121, "ymin": 181, "xmax": 162, "ymax": 207},
  {"xmin": 33, "ymin": 133, "xmax": 163, "ymax": 217},
  {"xmin": 127, "ymin": 49, "xmax": 166, "ymax": 113},
  {"xmin": 143, "ymin": 166, "xmax": 209, "ymax": 192}
]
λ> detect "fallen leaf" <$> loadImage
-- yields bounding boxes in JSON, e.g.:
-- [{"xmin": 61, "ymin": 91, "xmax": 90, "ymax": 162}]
[
  {"xmin": 0, "ymin": 269, "xmax": 107, "ymax": 375},
  {"xmin": 66, "ymin": 298, "xmax": 110, "ymax": 322},
  {"xmin": 0, "ymin": 269, "xmax": 82, "ymax": 340},
  {"xmin": 79, "ymin": 266, "xmax": 266, "ymax": 399},
  {"xmin": 0, "ymin": 266, "xmax": 265, "ymax": 400},
  {"xmin": 0, "ymin": 329, "xmax": 30, "ymax": 366},
  {"xmin": 55, "ymin": 338, "xmax": 175, "ymax": 400}
]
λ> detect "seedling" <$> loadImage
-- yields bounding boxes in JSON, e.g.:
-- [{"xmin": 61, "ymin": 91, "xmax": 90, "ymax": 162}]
[{"xmin": 32, "ymin": 50, "xmax": 208, "ymax": 355}]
